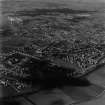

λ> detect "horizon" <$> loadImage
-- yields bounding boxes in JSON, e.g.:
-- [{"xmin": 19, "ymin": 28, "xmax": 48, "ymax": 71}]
[{"xmin": 1, "ymin": 0, "xmax": 105, "ymax": 12}]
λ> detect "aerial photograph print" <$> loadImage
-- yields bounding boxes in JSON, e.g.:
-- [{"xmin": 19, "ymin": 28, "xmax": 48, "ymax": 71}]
[{"xmin": 1, "ymin": 0, "xmax": 105, "ymax": 105}]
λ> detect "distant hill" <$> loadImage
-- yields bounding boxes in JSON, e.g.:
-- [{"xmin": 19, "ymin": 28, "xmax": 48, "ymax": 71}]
[{"xmin": 1, "ymin": 0, "xmax": 105, "ymax": 14}]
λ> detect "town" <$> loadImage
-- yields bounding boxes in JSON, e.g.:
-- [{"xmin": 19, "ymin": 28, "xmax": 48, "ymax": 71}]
[{"xmin": 1, "ymin": 7, "xmax": 105, "ymax": 97}]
